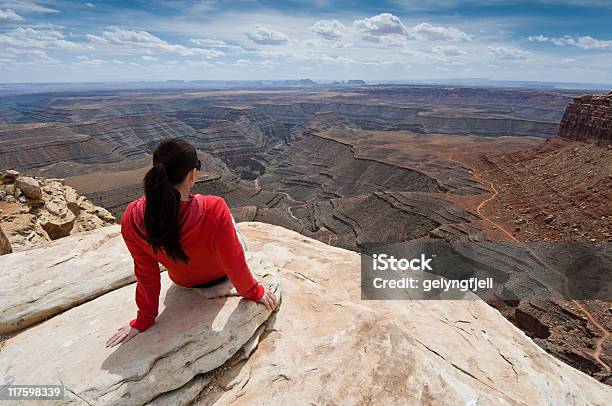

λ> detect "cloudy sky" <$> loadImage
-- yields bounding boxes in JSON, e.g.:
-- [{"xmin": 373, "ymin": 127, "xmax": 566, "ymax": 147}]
[{"xmin": 1, "ymin": 0, "xmax": 611, "ymax": 83}]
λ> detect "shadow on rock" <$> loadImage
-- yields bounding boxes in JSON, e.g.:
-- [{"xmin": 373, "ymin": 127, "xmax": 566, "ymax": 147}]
[{"xmin": 101, "ymin": 281, "xmax": 237, "ymax": 377}]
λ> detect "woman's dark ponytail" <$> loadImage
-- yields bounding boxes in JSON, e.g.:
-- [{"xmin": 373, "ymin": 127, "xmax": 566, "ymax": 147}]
[{"xmin": 143, "ymin": 138, "xmax": 200, "ymax": 264}]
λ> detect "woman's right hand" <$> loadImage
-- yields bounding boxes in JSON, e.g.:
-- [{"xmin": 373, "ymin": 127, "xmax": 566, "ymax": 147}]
[
  {"xmin": 259, "ymin": 287, "xmax": 278, "ymax": 311},
  {"xmin": 105, "ymin": 323, "xmax": 141, "ymax": 348}
]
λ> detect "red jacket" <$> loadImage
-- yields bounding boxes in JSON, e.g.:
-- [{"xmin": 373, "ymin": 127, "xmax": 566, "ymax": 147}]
[{"xmin": 120, "ymin": 193, "xmax": 265, "ymax": 332}]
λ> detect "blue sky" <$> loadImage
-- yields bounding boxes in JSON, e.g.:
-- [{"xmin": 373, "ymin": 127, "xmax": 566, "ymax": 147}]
[{"xmin": 1, "ymin": 0, "xmax": 611, "ymax": 83}]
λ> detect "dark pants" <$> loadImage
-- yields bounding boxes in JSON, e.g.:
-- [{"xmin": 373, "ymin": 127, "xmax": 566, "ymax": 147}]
[{"xmin": 191, "ymin": 275, "xmax": 228, "ymax": 288}]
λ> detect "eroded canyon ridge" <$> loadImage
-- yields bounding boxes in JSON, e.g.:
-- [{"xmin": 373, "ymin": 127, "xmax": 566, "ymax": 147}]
[{"xmin": 0, "ymin": 85, "xmax": 610, "ymax": 383}]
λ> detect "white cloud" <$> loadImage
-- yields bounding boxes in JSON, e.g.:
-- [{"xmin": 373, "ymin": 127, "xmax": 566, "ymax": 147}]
[
  {"xmin": 303, "ymin": 39, "xmax": 319, "ymax": 48},
  {"xmin": 553, "ymin": 35, "xmax": 612, "ymax": 49},
  {"xmin": 362, "ymin": 34, "xmax": 407, "ymax": 46},
  {"xmin": 248, "ymin": 48, "xmax": 361, "ymax": 66},
  {"xmin": 351, "ymin": 16, "xmax": 471, "ymax": 44},
  {"xmin": 246, "ymin": 26, "xmax": 289, "ymax": 45},
  {"xmin": 141, "ymin": 55, "xmax": 158, "ymax": 61},
  {"xmin": 528, "ymin": 34, "xmax": 612, "ymax": 49},
  {"xmin": 551, "ymin": 37, "xmax": 572, "ymax": 46},
  {"xmin": 258, "ymin": 59, "xmax": 278, "ymax": 68},
  {"xmin": 363, "ymin": 59, "xmax": 407, "ymax": 67},
  {"xmin": 0, "ymin": 8, "xmax": 21, "ymax": 20},
  {"xmin": 87, "ymin": 27, "xmax": 225, "ymax": 57},
  {"xmin": 76, "ymin": 58, "xmax": 108, "ymax": 66},
  {"xmin": 189, "ymin": 38, "xmax": 245, "ymax": 52},
  {"xmin": 400, "ymin": 48, "xmax": 425, "ymax": 57},
  {"xmin": 320, "ymin": 55, "xmax": 357, "ymax": 65},
  {"xmin": 528, "ymin": 35, "xmax": 549, "ymax": 42},
  {"xmin": 0, "ymin": 27, "xmax": 86, "ymax": 49},
  {"xmin": 87, "ymin": 27, "xmax": 164, "ymax": 45},
  {"xmin": 190, "ymin": 38, "xmax": 225, "ymax": 46},
  {"xmin": 256, "ymin": 49, "xmax": 285, "ymax": 57},
  {"xmin": 185, "ymin": 59, "xmax": 212, "ymax": 67},
  {"xmin": 184, "ymin": 0, "xmax": 217, "ymax": 14},
  {"xmin": 3, "ymin": 47, "xmax": 60, "ymax": 64},
  {"xmin": 311, "ymin": 19, "xmax": 348, "ymax": 41},
  {"xmin": 229, "ymin": 58, "xmax": 277, "ymax": 69},
  {"xmin": 353, "ymin": 13, "xmax": 407, "ymax": 38},
  {"xmin": 487, "ymin": 46, "xmax": 531, "ymax": 60},
  {"xmin": 302, "ymin": 36, "xmax": 351, "ymax": 49},
  {"xmin": 0, "ymin": 1, "xmax": 58, "ymax": 13},
  {"xmin": 412, "ymin": 23, "xmax": 472, "ymax": 41},
  {"xmin": 432, "ymin": 45, "xmax": 466, "ymax": 56}
]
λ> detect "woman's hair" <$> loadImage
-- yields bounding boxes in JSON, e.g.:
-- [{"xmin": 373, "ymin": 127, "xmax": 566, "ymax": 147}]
[{"xmin": 143, "ymin": 138, "xmax": 201, "ymax": 264}]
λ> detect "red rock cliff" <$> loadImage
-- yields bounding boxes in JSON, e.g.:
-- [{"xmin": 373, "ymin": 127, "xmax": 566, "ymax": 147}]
[{"xmin": 558, "ymin": 91, "xmax": 612, "ymax": 142}]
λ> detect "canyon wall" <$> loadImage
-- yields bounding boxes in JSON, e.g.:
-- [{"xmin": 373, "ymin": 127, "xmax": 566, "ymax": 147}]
[
  {"xmin": 477, "ymin": 92, "xmax": 612, "ymax": 383},
  {"xmin": 558, "ymin": 91, "xmax": 612, "ymax": 142}
]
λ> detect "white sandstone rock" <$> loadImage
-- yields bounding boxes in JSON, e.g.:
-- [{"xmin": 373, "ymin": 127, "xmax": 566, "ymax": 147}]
[
  {"xmin": 0, "ymin": 250, "xmax": 281, "ymax": 406},
  {"xmin": 0, "ymin": 225, "xmax": 132, "ymax": 334},
  {"xmin": 199, "ymin": 222, "xmax": 611, "ymax": 406},
  {"xmin": 0, "ymin": 222, "xmax": 608, "ymax": 406}
]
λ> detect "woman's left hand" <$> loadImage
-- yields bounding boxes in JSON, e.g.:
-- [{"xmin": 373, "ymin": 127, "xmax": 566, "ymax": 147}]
[{"xmin": 106, "ymin": 323, "xmax": 140, "ymax": 348}]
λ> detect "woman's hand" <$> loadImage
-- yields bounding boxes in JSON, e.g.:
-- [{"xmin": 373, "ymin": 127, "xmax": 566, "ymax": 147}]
[
  {"xmin": 106, "ymin": 324, "xmax": 141, "ymax": 348},
  {"xmin": 259, "ymin": 288, "xmax": 278, "ymax": 311}
]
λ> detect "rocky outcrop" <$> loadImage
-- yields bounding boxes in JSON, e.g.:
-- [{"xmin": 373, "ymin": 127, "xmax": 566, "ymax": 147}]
[
  {"xmin": 559, "ymin": 92, "xmax": 612, "ymax": 142},
  {"xmin": 0, "ymin": 222, "xmax": 609, "ymax": 405},
  {"xmin": 0, "ymin": 169, "xmax": 19, "ymax": 184},
  {"xmin": 15, "ymin": 176, "xmax": 42, "ymax": 200},
  {"xmin": 0, "ymin": 171, "xmax": 116, "ymax": 251}
]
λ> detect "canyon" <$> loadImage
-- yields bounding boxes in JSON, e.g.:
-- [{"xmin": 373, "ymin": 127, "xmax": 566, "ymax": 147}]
[
  {"xmin": 0, "ymin": 85, "xmax": 610, "ymax": 390},
  {"xmin": 472, "ymin": 91, "xmax": 612, "ymax": 383}
]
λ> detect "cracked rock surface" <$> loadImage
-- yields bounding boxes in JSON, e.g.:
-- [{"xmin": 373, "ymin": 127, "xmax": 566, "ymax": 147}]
[
  {"xmin": 0, "ymin": 241, "xmax": 281, "ymax": 405},
  {"xmin": 0, "ymin": 221, "xmax": 609, "ymax": 405},
  {"xmin": 192, "ymin": 222, "xmax": 611, "ymax": 405},
  {"xmin": 0, "ymin": 225, "xmax": 134, "ymax": 335}
]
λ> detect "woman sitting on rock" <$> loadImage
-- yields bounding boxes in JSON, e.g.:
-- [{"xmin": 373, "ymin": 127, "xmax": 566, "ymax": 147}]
[{"xmin": 106, "ymin": 138, "xmax": 277, "ymax": 347}]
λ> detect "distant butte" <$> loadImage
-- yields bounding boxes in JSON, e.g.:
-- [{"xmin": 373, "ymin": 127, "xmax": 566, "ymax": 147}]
[{"xmin": 559, "ymin": 92, "xmax": 612, "ymax": 142}]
